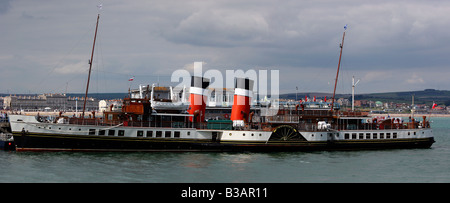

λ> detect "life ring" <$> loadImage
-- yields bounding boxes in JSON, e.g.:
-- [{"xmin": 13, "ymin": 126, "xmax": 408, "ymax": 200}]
[{"xmin": 224, "ymin": 114, "xmax": 229, "ymax": 119}]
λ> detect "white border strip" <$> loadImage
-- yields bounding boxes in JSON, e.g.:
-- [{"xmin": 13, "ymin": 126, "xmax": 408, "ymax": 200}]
[
  {"xmin": 234, "ymin": 88, "xmax": 252, "ymax": 97},
  {"xmin": 190, "ymin": 87, "xmax": 208, "ymax": 96}
]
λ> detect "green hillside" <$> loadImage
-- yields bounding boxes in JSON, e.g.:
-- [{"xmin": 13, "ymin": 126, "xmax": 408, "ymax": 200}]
[
  {"xmin": 280, "ymin": 89, "xmax": 450, "ymax": 106},
  {"xmin": 355, "ymin": 89, "xmax": 450, "ymax": 105}
]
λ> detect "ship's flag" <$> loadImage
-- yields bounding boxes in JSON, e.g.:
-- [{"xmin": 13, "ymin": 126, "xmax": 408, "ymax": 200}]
[
  {"xmin": 128, "ymin": 76, "xmax": 135, "ymax": 81},
  {"xmin": 432, "ymin": 102, "xmax": 437, "ymax": 109},
  {"xmin": 97, "ymin": 4, "xmax": 103, "ymax": 10},
  {"xmin": 344, "ymin": 24, "xmax": 348, "ymax": 30}
]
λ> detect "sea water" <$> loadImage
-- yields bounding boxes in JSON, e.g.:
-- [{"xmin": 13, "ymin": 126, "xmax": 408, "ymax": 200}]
[{"xmin": 1, "ymin": 117, "xmax": 449, "ymax": 183}]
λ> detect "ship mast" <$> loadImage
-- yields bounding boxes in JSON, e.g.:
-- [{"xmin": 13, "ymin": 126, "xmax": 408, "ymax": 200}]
[
  {"xmin": 82, "ymin": 14, "xmax": 100, "ymax": 118},
  {"xmin": 330, "ymin": 25, "xmax": 347, "ymax": 111}
]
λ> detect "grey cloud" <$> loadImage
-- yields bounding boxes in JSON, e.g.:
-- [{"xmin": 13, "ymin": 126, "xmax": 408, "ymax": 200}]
[
  {"xmin": 1, "ymin": 0, "xmax": 450, "ymax": 94},
  {"xmin": 0, "ymin": 0, "xmax": 12, "ymax": 15},
  {"xmin": 161, "ymin": 8, "xmax": 270, "ymax": 47}
]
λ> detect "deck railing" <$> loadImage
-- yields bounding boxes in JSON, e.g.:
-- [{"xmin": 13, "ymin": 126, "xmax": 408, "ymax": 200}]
[{"xmin": 25, "ymin": 110, "xmax": 431, "ymax": 133}]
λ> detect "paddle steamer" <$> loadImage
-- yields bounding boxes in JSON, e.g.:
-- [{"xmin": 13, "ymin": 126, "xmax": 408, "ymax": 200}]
[
  {"xmin": 9, "ymin": 17, "xmax": 434, "ymax": 152},
  {"xmin": 8, "ymin": 99, "xmax": 435, "ymax": 152},
  {"xmin": 9, "ymin": 74, "xmax": 434, "ymax": 152}
]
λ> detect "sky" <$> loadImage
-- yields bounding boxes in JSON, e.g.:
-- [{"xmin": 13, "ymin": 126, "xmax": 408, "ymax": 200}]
[{"xmin": 1, "ymin": 0, "xmax": 450, "ymax": 95}]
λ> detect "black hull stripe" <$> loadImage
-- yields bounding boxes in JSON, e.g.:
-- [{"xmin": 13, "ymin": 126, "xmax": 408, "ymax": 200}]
[
  {"xmin": 12, "ymin": 132, "xmax": 212, "ymax": 143},
  {"xmin": 12, "ymin": 133, "xmax": 434, "ymax": 152},
  {"xmin": 15, "ymin": 148, "xmax": 229, "ymax": 152}
]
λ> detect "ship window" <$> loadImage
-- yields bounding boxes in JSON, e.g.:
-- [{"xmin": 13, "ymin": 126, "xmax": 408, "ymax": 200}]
[
  {"xmin": 108, "ymin": 130, "xmax": 115, "ymax": 136},
  {"xmin": 187, "ymin": 132, "xmax": 191, "ymax": 136},
  {"xmin": 408, "ymin": 132, "xmax": 410, "ymax": 135},
  {"xmin": 414, "ymin": 132, "xmax": 416, "ymax": 135},
  {"xmin": 359, "ymin": 133, "xmax": 364, "ymax": 139},
  {"xmin": 99, "ymin": 130, "xmax": 106, "ymax": 136},
  {"xmin": 393, "ymin": 132, "xmax": 398, "ymax": 138},
  {"xmin": 165, "ymin": 131, "xmax": 171, "ymax": 138},
  {"xmin": 373, "ymin": 133, "xmax": 378, "ymax": 139},
  {"xmin": 366, "ymin": 133, "xmax": 371, "ymax": 139},
  {"xmin": 174, "ymin": 131, "xmax": 180, "ymax": 138},
  {"xmin": 352, "ymin": 133, "xmax": 357, "ymax": 139},
  {"xmin": 156, "ymin": 131, "xmax": 162, "ymax": 137},
  {"xmin": 344, "ymin": 133, "xmax": 350, "ymax": 139},
  {"xmin": 147, "ymin": 131, "xmax": 153, "ymax": 137},
  {"xmin": 380, "ymin": 133, "xmax": 384, "ymax": 139},
  {"xmin": 118, "ymin": 130, "xmax": 125, "ymax": 136},
  {"xmin": 386, "ymin": 133, "xmax": 391, "ymax": 138},
  {"xmin": 89, "ymin": 129, "xmax": 96, "ymax": 135},
  {"xmin": 137, "ymin": 131, "xmax": 144, "ymax": 137}
]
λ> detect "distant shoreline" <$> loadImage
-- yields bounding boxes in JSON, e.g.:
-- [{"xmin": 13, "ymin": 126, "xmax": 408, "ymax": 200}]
[
  {"xmin": 4, "ymin": 111, "xmax": 450, "ymax": 118},
  {"xmin": 370, "ymin": 113, "xmax": 450, "ymax": 118}
]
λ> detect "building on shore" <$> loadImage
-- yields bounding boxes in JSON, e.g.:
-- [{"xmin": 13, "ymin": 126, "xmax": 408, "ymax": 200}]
[{"xmin": 2, "ymin": 93, "xmax": 97, "ymax": 112}]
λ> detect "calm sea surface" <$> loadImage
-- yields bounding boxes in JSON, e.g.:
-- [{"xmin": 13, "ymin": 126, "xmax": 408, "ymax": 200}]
[{"xmin": 1, "ymin": 117, "xmax": 449, "ymax": 183}]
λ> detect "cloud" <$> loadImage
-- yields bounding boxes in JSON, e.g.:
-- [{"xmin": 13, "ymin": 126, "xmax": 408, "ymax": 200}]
[
  {"xmin": 54, "ymin": 61, "xmax": 88, "ymax": 75},
  {"xmin": 162, "ymin": 8, "xmax": 269, "ymax": 47},
  {"xmin": 0, "ymin": 0, "xmax": 12, "ymax": 15},
  {"xmin": 362, "ymin": 71, "xmax": 394, "ymax": 83},
  {"xmin": 182, "ymin": 61, "xmax": 208, "ymax": 73},
  {"xmin": 406, "ymin": 72, "xmax": 425, "ymax": 84},
  {"xmin": 1, "ymin": 0, "xmax": 450, "ymax": 94}
]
